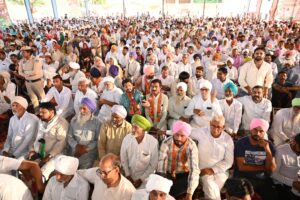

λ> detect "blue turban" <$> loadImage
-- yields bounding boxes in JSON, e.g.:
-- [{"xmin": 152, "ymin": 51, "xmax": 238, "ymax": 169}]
[
  {"xmin": 193, "ymin": 53, "xmax": 202, "ymax": 60},
  {"xmin": 90, "ymin": 67, "xmax": 101, "ymax": 78},
  {"xmin": 109, "ymin": 65, "xmax": 119, "ymax": 77},
  {"xmin": 81, "ymin": 97, "xmax": 97, "ymax": 113},
  {"xmin": 224, "ymin": 82, "xmax": 238, "ymax": 97}
]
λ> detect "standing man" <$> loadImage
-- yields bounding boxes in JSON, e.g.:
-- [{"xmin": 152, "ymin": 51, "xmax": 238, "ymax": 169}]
[{"xmin": 18, "ymin": 46, "xmax": 45, "ymax": 112}]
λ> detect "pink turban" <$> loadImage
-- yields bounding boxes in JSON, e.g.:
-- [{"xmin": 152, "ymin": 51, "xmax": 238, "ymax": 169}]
[
  {"xmin": 172, "ymin": 120, "xmax": 191, "ymax": 137},
  {"xmin": 143, "ymin": 65, "xmax": 155, "ymax": 76},
  {"xmin": 250, "ymin": 118, "xmax": 269, "ymax": 132}
]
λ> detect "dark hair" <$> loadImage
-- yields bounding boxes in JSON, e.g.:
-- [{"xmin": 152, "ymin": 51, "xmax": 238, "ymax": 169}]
[
  {"xmin": 196, "ymin": 66, "xmax": 204, "ymax": 71},
  {"xmin": 147, "ymin": 47, "xmax": 153, "ymax": 52},
  {"xmin": 252, "ymin": 85, "xmax": 264, "ymax": 90},
  {"xmin": 52, "ymin": 75, "xmax": 63, "ymax": 81},
  {"xmin": 123, "ymin": 46, "xmax": 129, "ymax": 51},
  {"xmin": 295, "ymin": 133, "xmax": 300, "ymax": 146},
  {"xmin": 178, "ymin": 71, "xmax": 190, "ymax": 81},
  {"xmin": 161, "ymin": 66, "xmax": 169, "ymax": 71},
  {"xmin": 151, "ymin": 79, "xmax": 162, "ymax": 86},
  {"xmin": 218, "ymin": 67, "xmax": 228, "ymax": 74},
  {"xmin": 39, "ymin": 102, "xmax": 56, "ymax": 114},
  {"xmin": 254, "ymin": 46, "xmax": 266, "ymax": 54},
  {"xmin": 122, "ymin": 78, "xmax": 133, "ymax": 86},
  {"xmin": 224, "ymin": 178, "xmax": 254, "ymax": 198},
  {"xmin": 277, "ymin": 70, "xmax": 288, "ymax": 75}
]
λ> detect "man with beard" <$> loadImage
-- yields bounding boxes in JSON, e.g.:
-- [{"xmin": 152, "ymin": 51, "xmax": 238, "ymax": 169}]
[
  {"xmin": 144, "ymin": 79, "xmax": 168, "ymax": 130},
  {"xmin": 78, "ymin": 153, "xmax": 136, "ymax": 200},
  {"xmin": 168, "ymin": 82, "xmax": 191, "ymax": 128},
  {"xmin": 234, "ymin": 118, "xmax": 277, "ymax": 200},
  {"xmin": 157, "ymin": 120, "xmax": 199, "ymax": 199},
  {"xmin": 176, "ymin": 53, "xmax": 193, "ymax": 77},
  {"xmin": 29, "ymin": 102, "xmax": 69, "ymax": 180},
  {"xmin": 136, "ymin": 64, "xmax": 156, "ymax": 96},
  {"xmin": 211, "ymin": 67, "xmax": 233, "ymax": 99},
  {"xmin": 119, "ymin": 79, "xmax": 144, "ymax": 122},
  {"xmin": 191, "ymin": 66, "xmax": 206, "ymax": 95},
  {"xmin": 238, "ymin": 47, "xmax": 273, "ymax": 97},
  {"xmin": 98, "ymin": 105, "xmax": 131, "ymax": 160},
  {"xmin": 272, "ymin": 133, "xmax": 300, "ymax": 199},
  {"xmin": 124, "ymin": 52, "xmax": 141, "ymax": 83},
  {"xmin": 271, "ymin": 98, "xmax": 300, "ymax": 146},
  {"xmin": 42, "ymin": 155, "xmax": 90, "ymax": 200},
  {"xmin": 62, "ymin": 62, "xmax": 86, "ymax": 93},
  {"xmin": 237, "ymin": 85, "xmax": 272, "ymax": 134},
  {"xmin": 2, "ymin": 96, "xmax": 39, "ymax": 159},
  {"xmin": 120, "ymin": 114, "xmax": 158, "ymax": 188},
  {"xmin": 0, "ymin": 71, "xmax": 16, "ymax": 115},
  {"xmin": 42, "ymin": 75, "xmax": 74, "ymax": 119},
  {"xmin": 219, "ymin": 82, "xmax": 242, "ymax": 138},
  {"xmin": 67, "ymin": 97, "xmax": 100, "ymax": 169},
  {"xmin": 171, "ymin": 71, "xmax": 194, "ymax": 98}
]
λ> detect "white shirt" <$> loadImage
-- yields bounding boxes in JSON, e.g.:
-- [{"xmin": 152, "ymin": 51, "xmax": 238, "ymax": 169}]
[
  {"xmin": 0, "ymin": 174, "xmax": 33, "ymax": 200},
  {"xmin": 185, "ymin": 95, "xmax": 223, "ymax": 128},
  {"xmin": 0, "ymin": 156, "xmax": 21, "ymax": 173},
  {"xmin": 42, "ymin": 173, "xmax": 90, "ymax": 200},
  {"xmin": 120, "ymin": 133, "xmax": 159, "ymax": 182},
  {"xmin": 43, "ymin": 86, "xmax": 74, "ymax": 118},
  {"xmin": 3, "ymin": 112, "xmax": 39, "ymax": 158},
  {"xmin": 238, "ymin": 61, "xmax": 273, "ymax": 92},
  {"xmin": 219, "ymin": 99, "xmax": 242, "ymax": 133},
  {"xmin": 191, "ymin": 77, "xmax": 206, "ymax": 95},
  {"xmin": 125, "ymin": 60, "xmax": 141, "ymax": 82},
  {"xmin": 211, "ymin": 78, "xmax": 232, "ymax": 99},
  {"xmin": 237, "ymin": 96, "xmax": 272, "ymax": 130},
  {"xmin": 131, "ymin": 189, "xmax": 175, "ymax": 200},
  {"xmin": 78, "ymin": 168, "xmax": 136, "ymax": 200},
  {"xmin": 271, "ymin": 108, "xmax": 300, "ymax": 146},
  {"xmin": 0, "ymin": 58, "xmax": 11, "ymax": 71},
  {"xmin": 74, "ymin": 88, "xmax": 98, "ymax": 114},
  {"xmin": 272, "ymin": 143, "xmax": 299, "ymax": 187},
  {"xmin": 118, "ymin": 53, "xmax": 129, "ymax": 68},
  {"xmin": 190, "ymin": 126, "xmax": 234, "ymax": 173},
  {"xmin": 226, "ymin": 66, "xmax": 238, "ymax": 81},
  {"xmin": 177, "ymin": 62, "xmax": 193, "ymax": 77}
]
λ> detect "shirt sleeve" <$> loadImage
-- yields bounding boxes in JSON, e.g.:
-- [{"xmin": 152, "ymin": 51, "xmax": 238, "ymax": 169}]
[
  {"xmin": 157, "ymin": 140, "xmax": 169, "ymax": 173},
  {"xmin": 185, "ymin": 97, "xmax": 196, "ymax": 116},
  {"xmin": 98, "ymin": 123, "xmax": 107, "ymax": 160},
  {"xmin": 48, "ymin": 122, "xmax": 68, "ymax": 156},
  {"xmin": 120, "ymin": 136, "xmax": 131, "ymax": 177},
  {"xmin": 233, "ymin": 102, "xmax": 243, "ymax": 133},
  {"xmin": 168, "ymin": 99, "xmax": 181, "ymax": 120},
  {"xmin": 238, "ymin": 63, "xmax": 248, "ymax": 88},
  {"xmin": 264, "ymin": 66, "xmax": 274, "ymax": 88},
  {"xmin": 157, "ymin": 95, "xmax": 168, "ymax": 129},
  {"xmin": 77, "ymin": 168, "xmax": 97, "ymax": 184},
  {"xmin": 187, "ymin": 141, "xmax": 200, "ymax": 195}
]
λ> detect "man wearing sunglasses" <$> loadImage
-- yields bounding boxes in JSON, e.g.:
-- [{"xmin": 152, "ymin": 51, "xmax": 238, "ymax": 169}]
[{"xmin": 77, "ymin": 153, "xmax": 135, "ymax": 200}]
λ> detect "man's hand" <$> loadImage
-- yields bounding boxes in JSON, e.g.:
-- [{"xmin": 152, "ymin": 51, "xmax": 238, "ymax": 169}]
[
  {"xmin": 257, "ymin": 139, "xmax": 269, "ymax": 149},
  {"xmin": 28, "ymin": 151, "xmax": 37, "ymax": 160},
  {"xmin": 193, "ymin": 109, "xmax": 205, "ymax": 117},
  {"xmin": 133, "ymin": 179, "xmax": 142, "ymax": 188},
  {"xmin": 126, "ymin": 176, "xmax": 134, "ymax": 183},
  {"xmin": 185, "ymin": 193, "xmax": 193, "ymax": 200},
  {"xmin": 245, "ymin": 86, "xmax": 252, "ymax": 95},
  {"xmin": 293, "ymin": 181, "xmax": 300, "ymax": 192},
  {"xmin": 75, "ymin": 144, "xmax": 88, "ymax": 157},
  {"xmin": 2, "ymin": 151, "xmax": 11, "ymax": 157},
  {"xmin": 141, "ymin": 100, "xmax": 150, "ymax": 108},
  {"xmin": 200, "ymin": 168, "xmax": 214, "ymax": 176},
  {"xmin": 179, "ymin": 116, "xmax": 190, "ymax": 123},
  {"xmin": 263, "ymin": 87, "xmax": 269, "ymax": 98},
  {"xmin": 40, "ymin": 155, "xmax": 52, "ymax": 166}
]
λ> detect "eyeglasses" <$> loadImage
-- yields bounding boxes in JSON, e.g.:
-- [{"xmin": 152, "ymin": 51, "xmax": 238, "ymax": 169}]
[{"xmin": 96, "ymin": 168, "xmax": 115, "ymax": 177}]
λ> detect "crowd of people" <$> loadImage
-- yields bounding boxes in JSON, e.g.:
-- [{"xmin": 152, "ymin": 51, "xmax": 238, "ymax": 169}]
[{"xmin": 0, "ymin": 15, "xmax": 300, "ymax": 200}]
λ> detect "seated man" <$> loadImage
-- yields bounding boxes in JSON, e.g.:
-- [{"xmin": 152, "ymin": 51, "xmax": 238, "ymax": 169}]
[
  {"xmin": 157, "ymin": 66, "xmax": 174, "ymax": 97},
  {"xmin": 272, "ymin": 133, "xmax": 300, "ymax": 199},
  {"xmin": 121, "ymin": 114, "xmax": 158, "ymax": 188},
  {"xmin": 237, "ymin": 85, "xmax": 272, "ymax": 134},
  {"xmin": 136, "ymin": 65, "xmax": 156, "ymax": 96},
  {"xmin": 234, "ymin": 118, "xmax": 277, "ymax": 200},
  {"xmin": 2, "ymin": 96, "xmax": 39, "ymax": 159},
  {"xmin": 67, "ymin": 97, "xmax": 100, "ymax": 169},
  {"xmin": 131, "ymin": 174, "xmax": 175, "ymax": 200},
  {"xmin": 271, "ymin": 98, "xmax": 300, "ymax": 146},
  {"xmin": 219, "ymin": 82, "xmax": 242, "ymax": 138},
  {"xmin": 73, "ymin": 77, "xmax": 97, "ymax": 115},
  {"xmin": 170, "ymin": 71, "xmax": 194, "ymax": 98},
  {"xmin": 98, "ymin": 105, "xmax": 131, "ymax": 160},
  {"xmin": 211, "ymin": 67, "xmax": 233, "ymax": 99},
  {"xmin": 190, "ymin": 115, "xmax": 234, "ymax": 200},
  {"xmin": 77, "ymin": 153, "xmax": 136, "ymax": 200},
  {"xmin": 29, "ymin": 102, "xmax": 69, "ymax": 180},
  {"xmin": 185, "ymin": 80, "xmax": 222, "ymax": 128},
  {"xmin": 42, "ymin": 75, "xmax": 74, "ymax": 119},
  {"xmin": 168, "ymin": 82, "xmax": 191, "ymax": 128},
  {"xmin": 223, "ymin": 178, "xmax": 254, "ymax": 200},
  {"xmin": 144, "ymin": 79, "xmax": 168, "ymax": 130},
  {"xmin": 42, "ymin": 155, "xmax": 90, "ymax": 200},
  {"xmin": 0, "ymin": 71, "xmax": 15, "ymax": 115},
  {"xmin": 157, "ymin": 120, "xmax": 200, "ymax": 199}
]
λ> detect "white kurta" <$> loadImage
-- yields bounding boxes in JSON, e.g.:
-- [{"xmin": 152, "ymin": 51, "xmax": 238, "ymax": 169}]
[
  {"xmin": 3, "ymin": 112, "xmax": 39, "ymax": 158},
  {"xmin": 0, "ymin": 82, "xmax": 16, "ymax": 114},
  {"xmin": 125, "ymin": 60, "xmax": 141, "ymax": 83},
  {"xmin": 237, "ymin": 96, "xmax": 272, "ymax": 130},
  {"xmin": 211, "ymin": 78, "xmax": 232, "ymax": 99},
  {"xmin": 219, "ymin": 99, "xmax": 242, "ymax": 134},
  {"xmin": 42, "ymin": 86, "xmax": 74, "ymax": 118},
  {"xmin": 167, "ymin": 95, "xmax": 191, "ymax": 128},
  {"xmin": 271, "ymin": 108, "xmax": 300, "ymax": 146},
  {"xmin": 177, "ymin": 62, "xmax": 193, "ymax": 77},
  {"xmin": 73, "ymin": 88, "xmax": 98, "ymax": 114},
  {"xmin": 120, "ymin": 134, "xmax": 159, "ymax": 184},
  {"xmin": 185, "ymin": 95, "xmax": 223, "ymax": 128},
  {"xmin": 42, "ymin": 173, "xmax": 90, "ymax": 200},
  {"xmin": 78, "ymin": 168, "xmax": 136, "ymax": 200}
]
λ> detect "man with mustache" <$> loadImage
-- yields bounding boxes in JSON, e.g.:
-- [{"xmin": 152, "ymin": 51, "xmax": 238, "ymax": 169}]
[
  {"xmin": 234, "ymin": 118, "xmax": 277, "ymax": 200},
  {"xmin": 136, "ymin": 64, "xmax": 156, "ymax": 96},
  {"xmin": 271, "ymin": 98, "xmax": 300, "ymax": 146},
  {"xmin": 238, "ymin": 47, "xmax": 273, "ymax": 97},
  {"xmin": 157, "ymin": 120, "xmax": 200, "ymax": 200},
  {"xmin": 238, "ymin": 85, "xmax": 272, "ymax": 135}
]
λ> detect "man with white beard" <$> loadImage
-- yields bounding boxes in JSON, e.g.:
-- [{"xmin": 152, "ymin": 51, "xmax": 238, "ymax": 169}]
[
  {"xmin": 271, "ymin": 98, "xmax": 300, "ymax": 146},
  {"xmin": 62, "ymin": 62, "xmax": 86, "ymax": 93},
  {"xmin": 67, "ymin": 97, "xmax": 100, "ymax": 169}
]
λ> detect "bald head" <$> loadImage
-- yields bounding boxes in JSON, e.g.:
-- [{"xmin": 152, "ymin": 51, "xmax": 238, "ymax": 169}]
[{"xmin": 99, "ymin": 153, "xmax": 121, "ymax": 170}]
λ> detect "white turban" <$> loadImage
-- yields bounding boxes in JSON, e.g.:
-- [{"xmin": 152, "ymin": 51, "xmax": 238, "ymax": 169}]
[
  {"xmin": 55, "ymin": 155, "xmax": 79, "ymax": 176},
  {"xmin": 176, "ymin": 82, "xmax": 187, "ymax": 92},
  {"xmin": 69, "ymin": 62, "xmax": 80, "ymax": 70},
  {"xmin": 242, "ymin": 49, "xmax": 249, "ymax": 54},
  {"xmin": 226, "ymin": 57, "xmax": 234, "ymax": 64},
  {"xmin": 199, "ymin": 80, "xmax": 212, "ymax": 91},
  {"xmin": 146, "ymin": 174, "xmax": 173, "ymax": 194},
  {"xmin": 12, "ymin": 96, "xmax": 28, "ymax": 109},
  {"xmin": 111, "ymin": 105, "xmax": 127, "ymax": 118},
  {"xmin": 102, "ymin": 76, "xmax": 115, "ymax": 84}
]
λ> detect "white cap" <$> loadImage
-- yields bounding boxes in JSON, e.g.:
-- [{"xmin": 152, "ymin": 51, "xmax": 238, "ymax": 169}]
[
  {"xmin": 176, "ymin": 82, "xmax": 187, "ymax": 92},
  {"xmin": 102, "ymin": 76, "xmax": 115, "ymax": 84},
  {"xmin": 111, "ymin": 105, "xmax": 127, "ymax": 119},
  {"xmin": 146, "ymin": 174, "xmax": 173, "ymax": 194},
  {"xmin": 199, "ymin": 80, "xmax": 212, "ymax": 91},
  {"xmin": 69, "ymin": 62, "xmax": 80, "ymax": 70},
  {"xmin": 45, "ymin": 52, "xmax": 52, "ymax": 57},
  {"xmin": 242, "ymin": 49, "xmax": 249, "ymax": 54},
  {"xmin": 226, "ymin": 57, "xmax": 234, "ymax": 64},
  {"xmin": 55, "ymin": 155, "xmax": 79, "ymax": 176},
  {"xmin": 12, "ymin": 96, "xmax": 28, "ymax": 109}
]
